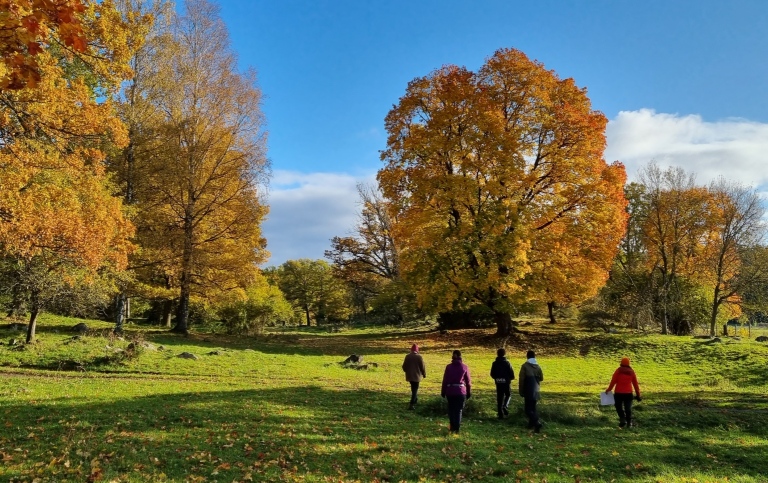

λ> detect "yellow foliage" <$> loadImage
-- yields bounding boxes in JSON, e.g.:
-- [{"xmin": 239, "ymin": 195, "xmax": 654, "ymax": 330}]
[{"xmin": 378, "ymin": 48, "xmax": 627, "ymax": 319}]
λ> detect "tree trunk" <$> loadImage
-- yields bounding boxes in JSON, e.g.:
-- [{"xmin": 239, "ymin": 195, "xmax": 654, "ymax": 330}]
[
  {"xmin": 172, "ymin": 291, "xmax": 190, "ymax": 334},
  {"xmin": 114, "ymin": 293, "xmax": 126, "ymax": 335},
  {"xmin": 494, "ymin": 312, "xmax": 513, "ymax": 336},
  {"xmin": 162, "ymin": 300, "xmax": 173, "ymax": 328},
  {"xmin": 304, "ymin": 305, "xmax": 311, "ymax": 326},
  {"xmin": 709, "ymin": 288, "xmax": 720, "ymax": 337},
  {"xmin": 25, "ymin": 308, "xmax": 39, "ymax": 344},
  {"xmin": 25, "ymin": 293, "xmax": 40, "ymax": 345},
  {"xmin": 172, "ymin": 211, "xmax": 194, "ymax": 335},
  {"xmin": 660, "ymin": 291, "xmax": 669, "ymax": 335},
  {"xmin": 547, "ymin": 301, "xmax": 557, "ymax": 324}
]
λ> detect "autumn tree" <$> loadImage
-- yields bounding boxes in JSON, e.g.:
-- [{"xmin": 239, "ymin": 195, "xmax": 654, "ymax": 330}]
[
  {"xmin": 216, "ymin": 272, "xmax": 293, "ymax": 334},
  {"xmin": 700, "ymin": 179, "xmax": 767, "ymax": 335},
  {"xmin": 0, "ymin": 0, "xmax": 88, "ymax": 89},
  {"xmin": 738, "ymin": 245, "xmax": 768, "ymax": 323},
  {"xmin": 592, "ymin": 183, "xmax": 657, "ymax": 329},
  {"xmin": 274, "ymin": 259, "xmax": 350, "ymax": 326},
  {"xmin": 107, "ymin": 0, "xmax": 172, "ymax": 333},
  {"xmin": 326, "ymin": 183, "xmax": 404, "ymax": 320},
  {"xmin": 525, "ymin": 162, "xmax": 627, "ymax": 324},
  {"xmin": 639, "ymin": 163, "xmax": 711, "ymax": 335},
  {"xmin": 110, "ymin": 0, "xmax": 269, "ymax": 334},
  {"xmin": 378, "ymin": 48, "xmax": 627, "ymax": 335},
  {"xmin": 0, "ymin": 1, "xmax": 144, "ymax": 342}
]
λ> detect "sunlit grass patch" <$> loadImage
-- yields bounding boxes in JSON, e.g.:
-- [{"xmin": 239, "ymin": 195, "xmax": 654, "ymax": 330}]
[{"xmin": 1, "ymin": 314, "xmax": 768, "ymax": 482}]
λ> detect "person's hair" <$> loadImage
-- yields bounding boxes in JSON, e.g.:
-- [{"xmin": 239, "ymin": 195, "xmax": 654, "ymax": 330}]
[
  {"xmin": 452, "ymin": 350, "xmax": 462, "ymax": 360},
  {"xmin": 526, "ymin": 350, "xmax": 536, "ymax": 359},
  {"xmin": 497, "ymin": 347, "xmax": 506, "ymax": 357}
]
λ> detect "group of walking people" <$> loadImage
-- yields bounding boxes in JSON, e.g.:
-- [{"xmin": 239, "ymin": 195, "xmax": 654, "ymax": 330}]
[{"xmin": 403, "ymin": 345, "xmax": 642, "ymax": 433}]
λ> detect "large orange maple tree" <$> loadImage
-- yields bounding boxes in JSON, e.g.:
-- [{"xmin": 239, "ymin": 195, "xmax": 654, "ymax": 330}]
[{"xmin": 378, "ymin": 48, "xmax": 627, "ymax": 335}]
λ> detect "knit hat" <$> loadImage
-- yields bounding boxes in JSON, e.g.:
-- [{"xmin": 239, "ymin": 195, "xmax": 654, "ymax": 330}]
[
  {"xmin": 411, "ymin": 344, "xmax": 419, "ymax": 352},
  {"xmin": 620, "ymin": 357, "xmax": 631, "ymax": 367}
]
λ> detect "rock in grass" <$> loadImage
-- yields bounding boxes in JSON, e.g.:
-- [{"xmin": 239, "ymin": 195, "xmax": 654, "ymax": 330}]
[
  {"xmin": 59, "ymin": 360, "xmax": 85, "ymax": 371},
  {"xmin": 207, "ymin": 350, "xmax": 221, "ymax": 355},
  {"xmin": 178, "ymin": 352, "xmax": 198, "ymax": 360},
  {"xmin": 127, "ymin": 341, "xmax": 157, "ymax": 351},
  {"xmin": 756, "ymin": 336, "xmax": 768, "ymax": 342},
  {"xmin": 339, "ymin": 354, "xmax": 379, "ymax": 370},
  {"xmin": 72, "ymin": 323, "xmax": 89, "ymax": 334}
]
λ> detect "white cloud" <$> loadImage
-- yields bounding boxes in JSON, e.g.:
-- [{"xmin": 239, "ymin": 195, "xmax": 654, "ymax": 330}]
[
  {"xmin": 261, "ymin": 170, "xmax": 376, "ymax": 266},
  {"xmin": 605, "ymin": 109, "xmax": 768, "ymax": 187}
]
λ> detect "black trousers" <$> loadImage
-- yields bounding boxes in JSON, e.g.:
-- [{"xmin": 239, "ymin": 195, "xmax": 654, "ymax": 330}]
[
  {"xmin": 409, "ymin": 381, "xmax": 420, "ymax": 405},
  {"xmin": 495, "ymin": 383, "xmax": 511, "ymax": 415},
  {"xmin": 447, "ymin": 395, "xmax": 467, "ymax": 432},
  {"xmin": 524, "ymin": 397, "xmax": 539, "ymax": 427},
  {"xmin": 614, "ymin": 393, "xmax": 633, "ymax": 423}
]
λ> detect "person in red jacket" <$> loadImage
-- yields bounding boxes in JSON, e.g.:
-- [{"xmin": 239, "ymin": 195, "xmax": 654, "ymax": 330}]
[{"xmin": 605, "ymin": 357, "xmax": 642, "ymax": 428}]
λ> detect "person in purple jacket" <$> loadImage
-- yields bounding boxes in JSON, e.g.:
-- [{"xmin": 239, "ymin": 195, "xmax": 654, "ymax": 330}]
[{"xmin": 441, "ymin": 350, "xmax": 472, "ymax": 433}]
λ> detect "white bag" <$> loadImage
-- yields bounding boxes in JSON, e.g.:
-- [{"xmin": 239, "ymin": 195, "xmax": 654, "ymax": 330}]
[{"xmin": 600, "ymin": 391, "xmax": 615, "ymax": 406}]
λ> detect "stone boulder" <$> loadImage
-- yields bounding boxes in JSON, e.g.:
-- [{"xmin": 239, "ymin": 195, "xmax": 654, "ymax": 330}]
[
  {"xmin": 72, "ymin": 323, "xmax": 89, "ymax": 334},
  {"xmin": 756, "ymin": 336, "xmax": 768, "ymax": 342},
  {"xmin": 127, "ymin": 341, "xmax": 157, "ymax": 351},
  {"xmin": 177, "ymin": 352, "xmax": 198, "ymax": 360},
  {"xmin": 343, "ymin": 354, "xmax": 363, "ymax": 364}
]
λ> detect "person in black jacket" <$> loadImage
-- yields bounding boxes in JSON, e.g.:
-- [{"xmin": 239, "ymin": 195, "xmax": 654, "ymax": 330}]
[{"xmin": 490, "ymin": 347, "xmax": 515, "ymax": 419}]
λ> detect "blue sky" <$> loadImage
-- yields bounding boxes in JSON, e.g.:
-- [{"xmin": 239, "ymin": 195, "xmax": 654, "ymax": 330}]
[{"xmin": 211, "ymin": 0, "xmax": 768, "ymax": 266}]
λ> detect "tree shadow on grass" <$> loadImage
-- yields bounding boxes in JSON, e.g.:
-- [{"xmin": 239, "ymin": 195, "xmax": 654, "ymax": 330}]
[
  {"xmin": 2, "ymin": 386, "xmax": 768, "ymax": 482},
  {"xmin": 139, "ymin": 328, "xmax": 453, "ymax": 358}
]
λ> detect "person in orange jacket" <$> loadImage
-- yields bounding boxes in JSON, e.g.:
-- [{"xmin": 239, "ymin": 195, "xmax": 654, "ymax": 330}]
[{"xmin": 605, "ymin": 357, "xmax": 642, "ymax": 428}]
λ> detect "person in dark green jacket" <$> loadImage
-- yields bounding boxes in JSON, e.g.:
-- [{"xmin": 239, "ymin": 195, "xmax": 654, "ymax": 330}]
[
  {"xmin": 490, "ymin": 347, "xmax": 515, "ymax": 419},
  {"xmin": 518, "ymin": 350, "xmax": 544, "ymax": 432}
]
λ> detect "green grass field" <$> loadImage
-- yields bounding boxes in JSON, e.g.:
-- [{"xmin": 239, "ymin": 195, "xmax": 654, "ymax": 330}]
[{"xmin": 1, "ymin": 315, "xmax": 767, "ymax": 482}]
